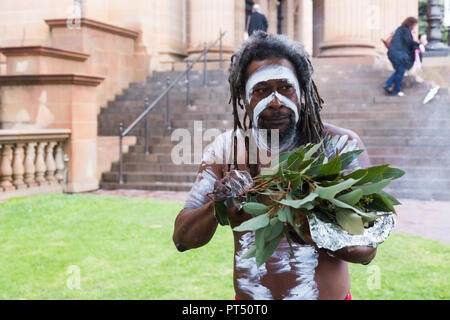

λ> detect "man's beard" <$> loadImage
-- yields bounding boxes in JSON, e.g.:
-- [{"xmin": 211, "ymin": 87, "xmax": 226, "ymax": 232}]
[{"xmin": 255, "ymin": 116, "xmax": 298, "ymax": 153}]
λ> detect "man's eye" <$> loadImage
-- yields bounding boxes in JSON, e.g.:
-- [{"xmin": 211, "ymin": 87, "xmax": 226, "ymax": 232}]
[
  {"xmin": 280, "ymin": 85, "xmax": 293, "ymax": 92},
  {"xmin": 255, "ymin": 88, "xmax": 269, "ymax": 94}
]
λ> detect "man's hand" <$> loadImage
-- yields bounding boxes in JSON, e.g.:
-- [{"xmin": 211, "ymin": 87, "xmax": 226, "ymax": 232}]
[
  {"xmin": 212, "ymin": 170, "xmax": 253, "ymax": 201},
  {"xmin": 212, "ymin": 170, "xmax": 254, "ymax": 228}
]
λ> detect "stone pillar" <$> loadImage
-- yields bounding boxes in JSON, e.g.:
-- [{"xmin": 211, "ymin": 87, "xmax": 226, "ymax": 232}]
[
  {"xmin": 296, "ymin": 0, "xmax": 313, "ymax": 56},
  {"xmin": 187, "ymin": 0, "xmax": 236, "ymax": 60},
  {"xmin": 425, "ymin": 0, "xmax": 450, "ymax": 54},
  {"xmin": 317, "ymin": 0, "xmax": 377, "ymax": 57}
]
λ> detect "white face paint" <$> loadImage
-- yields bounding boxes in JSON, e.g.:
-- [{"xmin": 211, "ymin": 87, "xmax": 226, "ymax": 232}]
[
  {"xmin": 245, "ymin": 65, "xmax": 301, "ymax": 129},
  {"xmin": 245, "ymin": 65, "xmax": 301, "ymax": 152},
  {"xmin": 245, "ymin": 64, "xmax": 301, "ymax": 104},
  {"xmin": 252, "ymin": 91, "xmax": 300, "ymax": 130}
]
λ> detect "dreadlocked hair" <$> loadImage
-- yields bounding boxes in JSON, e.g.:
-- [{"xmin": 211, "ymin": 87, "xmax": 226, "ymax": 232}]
[{"xmin": 227, "ymin": 31, "xmax": 325, "ymax": 177}]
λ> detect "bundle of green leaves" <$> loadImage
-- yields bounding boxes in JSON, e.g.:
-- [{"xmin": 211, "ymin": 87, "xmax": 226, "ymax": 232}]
[{"xmin": 214, "ymin": 139, "xmax": 405, "ymax": 267}]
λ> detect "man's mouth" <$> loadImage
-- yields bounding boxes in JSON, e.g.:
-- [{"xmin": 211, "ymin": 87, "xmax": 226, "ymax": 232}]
[{"xmin": 260, "ymin": 115, "xmax": 292, "ymax": 127}]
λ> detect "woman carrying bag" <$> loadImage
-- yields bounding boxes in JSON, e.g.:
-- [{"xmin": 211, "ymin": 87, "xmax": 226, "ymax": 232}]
[{"xmin": 383, "ymin": 17, "xmax": 420, "ymax": 97}]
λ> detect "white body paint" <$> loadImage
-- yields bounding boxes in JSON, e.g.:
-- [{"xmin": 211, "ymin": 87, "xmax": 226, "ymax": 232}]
[
  {"xmin": 235, "ymin": 232, "xmax": 273, "ymax": 300},
  {"xmin": 235, "ymin": 232, "xmax": 319, "ymax": 300}
]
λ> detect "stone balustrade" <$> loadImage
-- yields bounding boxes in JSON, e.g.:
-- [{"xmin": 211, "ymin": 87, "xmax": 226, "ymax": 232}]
[{"xmin": 0, "ymin": 129, "xmax": 70, "ymax": 201}]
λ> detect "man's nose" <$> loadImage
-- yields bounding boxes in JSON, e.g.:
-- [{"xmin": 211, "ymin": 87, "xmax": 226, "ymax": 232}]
[{"xmin": 267, "ymin": 94, "xmax": 283, "ymax": 109}]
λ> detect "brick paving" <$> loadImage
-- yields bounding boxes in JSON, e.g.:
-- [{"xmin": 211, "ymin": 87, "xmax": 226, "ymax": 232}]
[{"xmin": 89, "ymin": 189, "xmax": 450, "ymax": 243}]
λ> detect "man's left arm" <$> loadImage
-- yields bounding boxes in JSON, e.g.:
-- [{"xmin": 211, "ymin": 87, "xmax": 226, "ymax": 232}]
[{"xmin": 323, "ymin": 123, "xmax": 377, "ymax": 264}]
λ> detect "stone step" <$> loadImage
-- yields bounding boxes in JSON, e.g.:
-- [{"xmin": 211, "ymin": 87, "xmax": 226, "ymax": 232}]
[
  {"xmin": 100, "ymin": 181, "xmax": 193, "ymax": 192},
  {"xmin": 361, "ymin": 128, "xmax": 450, "ymax": 137},
  {"xmin": 388, "ymin": 177, "xmax": 450, "ymax": 190},
  {"xmin": 362, "ymin": 136, "xmax": 450, "ymax": 147},
  {"xmin": 321, "ymin": 102, "xmax": 449, "ymax": 113},
  {"xmin": 384, "ymin": 187, "xmax": 450, "ymax": 201},
  {"xmin": 110, "ymin": 162, "xmax": 199, "ymax": 172},
  {"xmin": 370, "ymin": 155, "xmax": 450, "ymax": 167},
  {"xmin": 366, "ymin": 146, "xmax": 450, "ymax": 157},
  {"xmin": 325, "ymin": 119, "xmax": 450, "ymax": 130},
  {"xmin": 102, "ymin": 171, "xmax": 197, "ymax": 183},
  {"xmin": 123, "ymin": 152, "xmax": 203, "ymax": 163}
]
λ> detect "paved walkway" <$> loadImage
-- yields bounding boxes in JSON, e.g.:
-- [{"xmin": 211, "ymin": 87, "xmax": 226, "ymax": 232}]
[{"xmin": 90, "ymin": 189, "xmax": 450, "ymax": 243}]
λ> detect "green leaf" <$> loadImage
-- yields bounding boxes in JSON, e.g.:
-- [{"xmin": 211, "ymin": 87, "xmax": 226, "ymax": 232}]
[
  {"xmin": 256, "ymin": 232, "xmax": 283, "ymax": 268},
  {"xmin": 277, "ymin": 206, "xmax": 287, "ymax": 222},
  {"xmin": 382, "ymin": 167, "xmax": 405, "ymax": 180},
  {"xmin": 296, "ymin": 158, "xmax": 314, "ymax": 173},
  {"xmin": 240, "ymin": 244, "xmax": 257, "ymax": 259},
  {"xmin": 274, "ymin": 150, "xmax": 294, "ymax": 168},
  {"xmin": 343, "ymin": 169, "xmax": 368, "ymax": 182},
  {"xmin": 255, "ymin": 228, "xmax": 265, "ymax": 251},
  {"xmin": 277, "ymin": 205, "xmax": 294, "ymax": 225},
  {"xmin": 287, "ymin": 151, "xmax": 305, "ymax": 171},
  {"xmin": 285, "ymin": 171, "xmax": 302, "ymax": 190},
  {"xmin": 329, "ymin": 198, "xmax": 364, "ymax": 214},
  {"xmin": 367, "ymin": 193, "xmax": 396, "ymax": 213},
  {"xmin": 340, "ymin": 149, "xmax": 364, "ymax": 170},
  {"xmin": 242, "ymin": 202, "xmax": 270, "ymax": 215},
  {"xmin": 303, "ymin": 154, "xmax": 326, "ymax": 176},
  {"xmin": 304, "ymin": 140, "xmax": 323, "ymax": 160},
  {"xmin": 264, "ymin": 218, "xmax": 284, "ymax": 242},
  {"xmin": 354, "ymin": 178, "xmax": 392, "ymax": 195},
  {"xmin": 317, "ymin": 154, "xmax": 341, "ymax": 177},
  {"xmin": 214, "ymin": 200, "xmax": 229, "ymax": 226},
  {"xmin": 336, "ymin": 189, "xmax": 363, "ymax": 205},
  {"xmin": 359, "ymin": 211, "xmax": 381, "ymax": 223},
  {"xmin": 356, "ymin": 165, "xmax": 390, "ymax": 185},
  {"xmin": 378, "ymin": 190, "xmax": 401, "ymax": 206},
  {"xmin": 233, "ymin": 213, "xmax": 270, "ymax": 232},
  {"xmin": 278, "ymin": 192, "xmax": 318, "ymax": 209},
  {"xmin": 314, "ymin": 178, "xmax": 360, "ymax": 200},
  {"xmin": 335, "ymin": 208, "xmax": 365, "ymax": 235}
]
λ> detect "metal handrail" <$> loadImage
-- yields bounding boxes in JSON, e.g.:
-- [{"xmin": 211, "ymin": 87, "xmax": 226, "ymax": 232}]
[{"xmin": 118, "ymin": 30, "xmax": 227, "ymax": 184}]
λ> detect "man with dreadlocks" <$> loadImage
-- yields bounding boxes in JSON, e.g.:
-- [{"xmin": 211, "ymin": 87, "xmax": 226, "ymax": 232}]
[{"xmin": 173, "ymin": 31, "xmax": 376, "ymax": 300}]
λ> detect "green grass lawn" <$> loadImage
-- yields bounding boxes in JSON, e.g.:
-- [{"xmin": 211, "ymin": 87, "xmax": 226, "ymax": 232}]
[{"xmin": 0, "ymin": 194, "xmax": 448, "ymax": 300}]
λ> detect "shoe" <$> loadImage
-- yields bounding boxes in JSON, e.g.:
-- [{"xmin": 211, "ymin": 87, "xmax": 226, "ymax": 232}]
[
  {"xmin": 383, "ymin": 85, "xmax": 393, "ymax": 95},
  {"xmin": 396, "ymin": 91, "xmax": 406, "ymax": 97}
]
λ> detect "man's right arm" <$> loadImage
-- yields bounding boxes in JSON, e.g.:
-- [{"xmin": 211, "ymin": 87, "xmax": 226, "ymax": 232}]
[
  {"xmin": 172, "ymin": 200, "xmax": 218, "ymax": 252},
  {"xmin": 172, "ymin": 163, "xmax": 222, "ymax": 252}
]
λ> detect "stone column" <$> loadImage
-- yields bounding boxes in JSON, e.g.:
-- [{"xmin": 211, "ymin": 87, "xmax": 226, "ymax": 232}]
[
  {"xmin": 425, "ymin": 0, "xmax": 450, "ymax": 54},
  {"xmin": 12, "ymin": 143, "xmax": 26, "ymax": 189},
  {"xmin": 317, "ymin": 0, "xmax": 377, "ymax": 57},
  {"xmin": 296, "ymin": 0, "xmax": 313, "ymax": 56},
  {"xmin": 0, "ymin": 144, "xmax": 15, "ymax": 191},
  {"xmin": 187, "ymin": 0, "xmax": 236, "ymax": 60},
  {"xmin": 24, "ymin": 142, "xmax": 38, "ymax": 187}
]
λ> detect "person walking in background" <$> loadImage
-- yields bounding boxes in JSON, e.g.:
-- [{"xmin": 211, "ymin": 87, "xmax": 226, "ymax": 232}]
[
  {"xmin": 246, "ymin": 4, "xmax": 268, "ymax": 37},
  {"xmin": 384, "ymin": 17, "xmax": 420, "ymax": 97}
]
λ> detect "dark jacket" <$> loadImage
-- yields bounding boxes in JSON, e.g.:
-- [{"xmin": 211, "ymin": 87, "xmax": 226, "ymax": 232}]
[
  {"xmin": 387, "ymin": 26, "xmax": 420, "ymax": 70},
  {"xmin": 248, "ymin": 12, "xmax": 268, "ymax": 36}
]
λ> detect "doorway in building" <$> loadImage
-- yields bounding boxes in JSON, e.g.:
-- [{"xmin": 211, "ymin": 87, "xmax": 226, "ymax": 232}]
[
  {"xmin": 277, "ymin": 0, "xmax": 284, "ymax": 34},
  {"xmin": 246, "ymin": 0, "xmax": 253, "ymax": 34}
]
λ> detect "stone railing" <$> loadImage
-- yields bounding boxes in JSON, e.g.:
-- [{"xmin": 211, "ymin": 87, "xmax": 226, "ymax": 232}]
[{"xmin": 0, "ymin": 129, "xmax": 71, "ymax": 201}]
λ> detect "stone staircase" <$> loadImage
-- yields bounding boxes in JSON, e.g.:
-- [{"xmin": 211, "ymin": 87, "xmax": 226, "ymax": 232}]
[
  {"xmin": 98, "ymin": 61, "xmax": 450, "ymax": 201},
  {"xmin": 98, "ymin": 69, "xmax": 234, "ymax": 191}
]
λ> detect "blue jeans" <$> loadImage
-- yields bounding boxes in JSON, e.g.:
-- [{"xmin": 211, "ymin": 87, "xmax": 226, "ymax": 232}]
[{"xmin": 385, "ymin": 56, "xmax": 406, "ymax": 94}]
